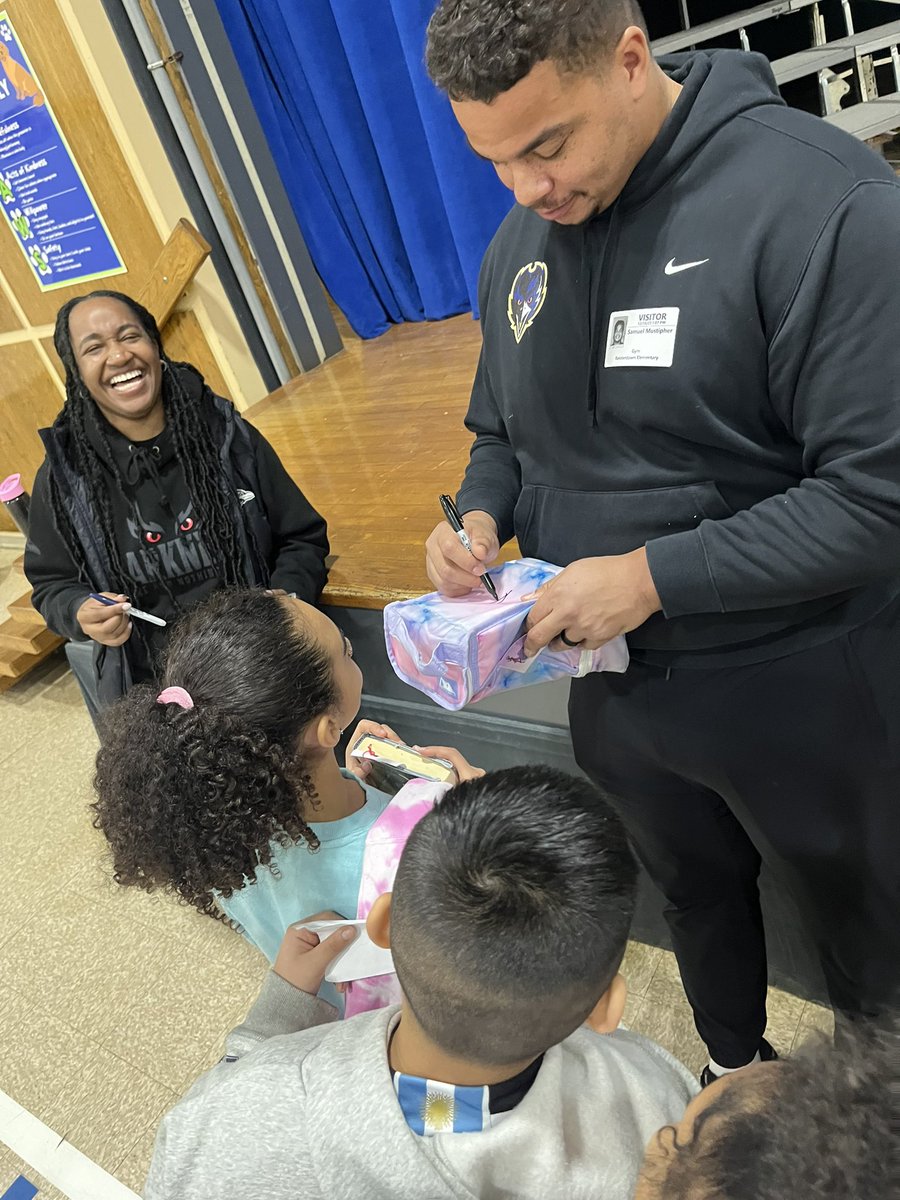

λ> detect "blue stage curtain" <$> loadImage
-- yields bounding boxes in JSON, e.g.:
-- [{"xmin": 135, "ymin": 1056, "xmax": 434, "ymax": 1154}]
[{"xmin": 214, "ymin": 0, "xmax": 514, "ymax": 337}]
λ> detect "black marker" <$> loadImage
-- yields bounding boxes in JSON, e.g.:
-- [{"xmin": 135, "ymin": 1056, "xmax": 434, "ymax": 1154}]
[{"xmin": 439, "ymin": 495, "xmax": 499, "ymax": 602}]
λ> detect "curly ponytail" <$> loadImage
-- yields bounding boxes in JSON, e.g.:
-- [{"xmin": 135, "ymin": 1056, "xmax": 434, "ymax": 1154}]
[{"xmin": 91, "ymin": 589, "xmax": 338, "ymax": 917}]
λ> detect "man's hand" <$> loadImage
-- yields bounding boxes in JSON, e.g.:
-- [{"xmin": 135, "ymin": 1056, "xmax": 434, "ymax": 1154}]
[
  {"xmin": 344, "ymin": 719, "xmax": 404, "ymax": 782},
  {"xmin": 425, "ymin": 509, "xmax": 500, "ymax": 597},
  {"xmin": 274, "ymin": 911, "xmax": 356, "ymax": 995},
  {"xmin": 413, "ymin": 745, "xmax": 486, "ymax": 783},
  {"xmin": 75, "ymin": 593, "xmax": 133, "ymax": 647},
  {"xmin": 524, "ymin": 548, "xmax": 661, "ymax": 656}
]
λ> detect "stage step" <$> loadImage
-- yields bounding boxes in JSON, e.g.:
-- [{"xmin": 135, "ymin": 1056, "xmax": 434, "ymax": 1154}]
[
  {"xmin": 7, "ymin": 592, "xmax": 45, "ymax": 626},
  {"xmin": 0, "ymin": 627, "xmax": 64, "ymax": 677},
  {"xmin": 0, "ymin": 614, "xmax": 57, "ymax": 653}
]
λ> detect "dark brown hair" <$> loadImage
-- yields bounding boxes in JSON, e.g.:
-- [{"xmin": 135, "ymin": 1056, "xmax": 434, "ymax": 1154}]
[
  {"xmin": 390, "ymin": 765, "xmax": 637, "ymax": 1064},
  {"xmin": 640, "ymin": 1026, "xmax": 899, "ymax": 1199},
  {"xmin": 426, "ymin": 0, "xmax": 648, "ymax": 102}
]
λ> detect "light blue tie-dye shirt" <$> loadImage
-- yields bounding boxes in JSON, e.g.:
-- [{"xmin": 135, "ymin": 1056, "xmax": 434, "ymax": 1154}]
[{"xmin": 217, "ymin": 771, "xmax": 392, "ymax": 1008}]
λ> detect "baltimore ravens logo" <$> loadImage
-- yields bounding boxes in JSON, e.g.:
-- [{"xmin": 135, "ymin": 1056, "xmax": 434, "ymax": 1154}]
[{"xmin": 508, "ymin": 260, "xmax": 548, "ymax": 344}]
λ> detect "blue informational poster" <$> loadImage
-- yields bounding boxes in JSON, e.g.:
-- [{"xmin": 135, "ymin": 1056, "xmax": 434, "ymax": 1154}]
[{"xmin": 0, "ymin": 9, "xmax": 125, "ymax": 291}]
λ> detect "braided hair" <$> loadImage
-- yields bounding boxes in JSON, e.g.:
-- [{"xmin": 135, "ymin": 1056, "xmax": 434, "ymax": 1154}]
[{"xmin": 49, "ymin": 290, "xmax": 251, "ymax": 611}]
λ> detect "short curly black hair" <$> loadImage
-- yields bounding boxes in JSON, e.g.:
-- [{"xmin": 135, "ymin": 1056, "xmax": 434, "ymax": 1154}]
[
  {"xmin": 639, "ymin": 1025, "xmax": 900, "ymax": 1199},
  {"xmin": 426, "ymin": 0, "xmax": 648, "ymax": 102},
  {"xmin": 92, "ymin": 589, "xmax": 338, "ymax": 920}
]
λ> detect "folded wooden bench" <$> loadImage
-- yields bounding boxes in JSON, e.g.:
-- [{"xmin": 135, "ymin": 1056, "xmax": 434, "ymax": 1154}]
[
  {"xmin": 824, "ymin": 91, "xmax": 900, "ymax": 137},
  {"xmin": 771, "ymin": 19, "xmax": 900, "ymax": 84},
  {"xmin": 653, "ymin": 0, "xmax": 819, "ymax": 55}
]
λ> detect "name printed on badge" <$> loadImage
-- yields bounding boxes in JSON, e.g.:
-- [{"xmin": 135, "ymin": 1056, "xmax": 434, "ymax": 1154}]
[{"xmin": 604, "ymin": 308, "xmax": 680, "ymax": 368}]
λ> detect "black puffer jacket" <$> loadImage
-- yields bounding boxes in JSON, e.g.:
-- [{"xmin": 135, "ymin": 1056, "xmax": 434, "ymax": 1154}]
[{"xmin": 25, "ymin": 365, "xmax": 329, "ymax": 703}]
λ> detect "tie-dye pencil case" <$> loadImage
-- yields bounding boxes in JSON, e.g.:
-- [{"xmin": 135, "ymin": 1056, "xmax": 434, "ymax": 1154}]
[{"xmin": 384, "ymin": 558, "xmax": 629, "ymax": 711}]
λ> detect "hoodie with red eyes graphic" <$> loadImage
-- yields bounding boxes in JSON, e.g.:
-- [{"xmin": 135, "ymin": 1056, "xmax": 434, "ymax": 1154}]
[
  {"xmin": 118, "ymin": 441, "xmax": 213, "ymax": 575},
  {"xmin": 75, "ymin": 415, "xmax": 223, "ymax": 660},
  {"xmin": 26, "ymin": 371, "xmax": 329, "ymax": 684},
  {"xmin": 128, "ymin": 500, "xmax": 197, "ymax": 549}
]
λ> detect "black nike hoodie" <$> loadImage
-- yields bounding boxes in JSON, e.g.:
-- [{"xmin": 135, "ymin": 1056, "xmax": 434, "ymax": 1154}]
[{"xmin": 458, "ymin": 50, "xmax": 900, "ymax": 665}]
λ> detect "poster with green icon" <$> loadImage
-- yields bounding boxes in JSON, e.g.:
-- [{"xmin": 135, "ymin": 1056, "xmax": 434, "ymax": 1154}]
[{"xmin": 0, "ymin": 9, "xmax": 125, "ymax": 291}]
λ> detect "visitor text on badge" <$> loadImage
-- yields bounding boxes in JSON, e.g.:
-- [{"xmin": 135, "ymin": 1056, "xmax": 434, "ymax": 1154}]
[{"xmin": 604, "ymin": 308, "xmax": 680, "ymax": 368}]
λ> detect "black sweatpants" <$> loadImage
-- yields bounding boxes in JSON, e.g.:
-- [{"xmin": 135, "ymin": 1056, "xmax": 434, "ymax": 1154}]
[{"xmin": 569, "ymin": 599, "xmax": 900, "ymax": 1067}]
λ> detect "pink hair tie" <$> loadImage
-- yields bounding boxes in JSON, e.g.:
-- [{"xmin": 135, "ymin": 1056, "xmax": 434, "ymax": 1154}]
[{"xmin": 157, "ymin": 686, "xmax": 194, "ymax": 710}]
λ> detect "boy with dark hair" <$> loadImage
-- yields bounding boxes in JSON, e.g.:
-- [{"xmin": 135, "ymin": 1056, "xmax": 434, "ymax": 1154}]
[
  {"xmin": 635, "ymin": 1026, "xmax": 899, "ymax": 1199},
  {"xmin": 145, "ymin": 766, "xmax": 696, "ymax": 1199},
  {"xmin": 388, "ymin": 764, "xmax": 638, "ymax": 1067}
]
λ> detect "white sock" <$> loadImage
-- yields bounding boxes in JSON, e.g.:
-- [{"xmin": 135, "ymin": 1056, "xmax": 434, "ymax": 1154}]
[{"xmin": 707, "ymin": 1050, "xmax": 761, "ymax": 1077}]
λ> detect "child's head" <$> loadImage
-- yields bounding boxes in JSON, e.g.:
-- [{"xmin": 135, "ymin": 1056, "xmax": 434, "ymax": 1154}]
[
  {"xmin": 635, "ymin": 1026, "xmax": 898, "ymax": 1200},
  {"xmin": 92, "ymin": 588, "xmax": 363, "ymax": 916},
  {"xmin": 369, "ymin": 765, "xmax": 638, "ymax": 1066}
]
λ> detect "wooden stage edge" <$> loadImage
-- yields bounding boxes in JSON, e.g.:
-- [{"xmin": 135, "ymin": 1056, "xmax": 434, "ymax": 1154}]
[{"xmin": 247, "ymin": 314, "xmax": 517, "ymax": 611}]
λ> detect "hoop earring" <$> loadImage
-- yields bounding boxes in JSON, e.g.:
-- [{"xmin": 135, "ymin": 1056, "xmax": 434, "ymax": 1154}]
[{"xmin": 160, "ymin": 360, "xmax": 169, "ymax": 373}]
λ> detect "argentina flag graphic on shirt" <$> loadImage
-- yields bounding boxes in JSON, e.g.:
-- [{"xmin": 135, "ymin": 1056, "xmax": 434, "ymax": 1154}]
[{"xmin": 394, "ymin": 1073, "xmax": 496, "ymax": 1136}]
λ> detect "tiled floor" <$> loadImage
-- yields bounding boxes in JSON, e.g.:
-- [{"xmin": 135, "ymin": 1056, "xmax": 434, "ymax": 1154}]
[{"xmin": 0, "ymin": 546, "xmax": 834, "ymax": 1197}]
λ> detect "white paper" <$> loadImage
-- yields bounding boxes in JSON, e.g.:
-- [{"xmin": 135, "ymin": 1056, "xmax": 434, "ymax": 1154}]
[{"xmin": 295, "ymin": 918, "xmax": 395, "ymax": 983}]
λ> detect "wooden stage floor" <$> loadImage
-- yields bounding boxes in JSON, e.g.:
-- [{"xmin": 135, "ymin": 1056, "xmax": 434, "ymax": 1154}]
[{"xmin": 248, "ymin": 313, "xmax": 515, "ymax": 609}]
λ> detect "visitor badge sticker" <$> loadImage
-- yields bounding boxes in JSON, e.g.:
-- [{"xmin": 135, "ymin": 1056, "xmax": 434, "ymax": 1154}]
[{"xmin": 605, "ymin": 308, "xmax": 680, "ymax": 368}]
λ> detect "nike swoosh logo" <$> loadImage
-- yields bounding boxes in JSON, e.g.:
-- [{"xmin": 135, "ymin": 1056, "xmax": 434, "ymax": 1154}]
[{"xmin": 665, "ymin": 257, "xmax": 710, "ymax": 275}]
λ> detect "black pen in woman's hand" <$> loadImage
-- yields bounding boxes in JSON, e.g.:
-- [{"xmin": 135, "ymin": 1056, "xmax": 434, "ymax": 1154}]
[{"xmin": 439, "ymin": 495, "xmax": 499, "ymax": 601}]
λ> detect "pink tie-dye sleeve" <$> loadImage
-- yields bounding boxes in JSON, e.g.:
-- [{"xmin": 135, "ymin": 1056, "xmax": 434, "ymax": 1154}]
[{"xmin": 342, "ymin": 778, "xmax": 451, "ymax": 1018}]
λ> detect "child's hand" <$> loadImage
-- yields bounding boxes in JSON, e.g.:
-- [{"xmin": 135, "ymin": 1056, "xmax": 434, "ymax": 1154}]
[
  {"xmin": 413, "ymin": 745, "xmax": 486, "ymax": 783},
  {"xmin": 344, "ymin": 719, "xmax": 403, "ymax": 781},
  {"xmin": 274, "ymin": 912, "xmax": 356, "ymax": 995}
]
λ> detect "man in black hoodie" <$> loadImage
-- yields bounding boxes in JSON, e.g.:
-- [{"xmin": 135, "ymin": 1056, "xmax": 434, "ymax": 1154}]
[{"xmin": 424, "ymin": 1, "xmax": 900, "ymax": 1084}]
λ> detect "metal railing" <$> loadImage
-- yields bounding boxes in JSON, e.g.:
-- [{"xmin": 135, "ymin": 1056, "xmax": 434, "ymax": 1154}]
[{"xmin": 652, "ymin": 0, "xmax": 900, "ymax": 135}]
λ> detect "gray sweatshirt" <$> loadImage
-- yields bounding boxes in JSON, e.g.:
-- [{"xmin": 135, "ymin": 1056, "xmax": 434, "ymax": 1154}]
[{"xmin": 145, "ymin": 973, "xmax": 697, "ymax": 1199}]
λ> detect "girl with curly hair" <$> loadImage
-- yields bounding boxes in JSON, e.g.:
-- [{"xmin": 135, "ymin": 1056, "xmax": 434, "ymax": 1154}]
[{"xmin": 92, "ymin": 587, "xmax": 481, "ymax": 1009}]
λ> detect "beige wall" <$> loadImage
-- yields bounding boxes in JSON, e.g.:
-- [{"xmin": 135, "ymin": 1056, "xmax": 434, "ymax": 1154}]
[{"xmin": 57, "ymin": 0, "xmax": 267, "ymax": 410}]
